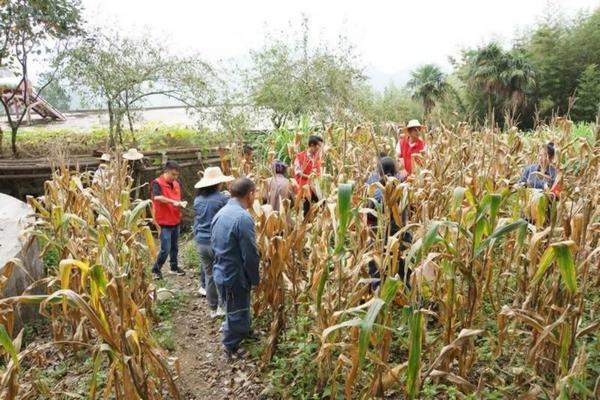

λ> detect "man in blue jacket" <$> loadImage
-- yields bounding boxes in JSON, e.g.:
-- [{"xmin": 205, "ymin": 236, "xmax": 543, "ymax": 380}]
[{"xmin": 211, "ymin": 178, "xmax": 260, "ymax": 359}]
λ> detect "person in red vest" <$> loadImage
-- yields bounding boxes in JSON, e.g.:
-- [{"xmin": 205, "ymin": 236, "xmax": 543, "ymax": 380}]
[
  {"xmin": 396, "ymin": 119, "xmax": 427, "ymax": 179},
  {"xmin": 151, "ymin": 161, "xmax": 187, "ymax": 280},
  {"xmin": 293, "ymin": 135, "xmax": 324, "ymax": 215}
]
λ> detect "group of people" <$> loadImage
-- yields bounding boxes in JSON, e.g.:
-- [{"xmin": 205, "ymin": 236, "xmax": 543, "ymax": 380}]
[
  {"xmin": 146, "ymin": 135, "xmax": 325, "ymax": 359},
  {"xmin": 141, "ymin": 118, "xmax": 559, "ymax": 360}
]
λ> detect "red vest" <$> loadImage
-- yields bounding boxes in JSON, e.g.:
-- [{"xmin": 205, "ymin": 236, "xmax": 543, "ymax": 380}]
[
  {"xmin": 151, "ymin": 175, "xmax": 182, "ymax": 226},
  {"xmin": 397, "ymin": 136, "xmax": 426, "ymax": 174},
  {"xmin": 294, "ymin": 150, "xmax": 321, "ymax": 189}
]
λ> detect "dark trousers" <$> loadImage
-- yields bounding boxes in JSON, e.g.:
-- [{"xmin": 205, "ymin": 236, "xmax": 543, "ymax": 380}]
[
  {"xmin": 368, "ymin": 231, "xmax": 413, "ymax": 290},
  {"xmin": 302, "ymin": 192, "xmax": 319, "ymax": 216},
  {"xmin": 217, "ymin": 283, "xmax": 252, "ymax": 351},
  {"xmin": 152, "ymin": 225, "xmax": 180, "ymax": 272}
]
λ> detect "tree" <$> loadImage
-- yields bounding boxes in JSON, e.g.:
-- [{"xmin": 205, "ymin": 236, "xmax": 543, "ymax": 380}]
[
  {"xmin": 457, "ymin": 43, "xmax": 536, "ymax": 126},
  {"xmin": 38, "ymin": 73, "xmax": 71, "ymax": 111},
  {"xmin": 0, "ymin": 0, "xmax": 82, "ymax": 155},
  {"xmin": 60, "ymin": 30, "xmax": 216, "ymax": 147},
  {"xmin": 407, "ymin": 64, "xmax": 449, "ymax": 118},
  {"xmin": 572, "ymin": 64, "xmax": 600, "ymax": 122},
  {"xmin": 246, "ymin": 17, "xmax": 366, "ymax": 128}
]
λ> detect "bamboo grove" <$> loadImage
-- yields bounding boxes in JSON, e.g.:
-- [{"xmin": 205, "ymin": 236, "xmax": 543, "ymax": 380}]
[{"xmin": 0, "ymin": 120, "xmax": 598, "ymax": 399}]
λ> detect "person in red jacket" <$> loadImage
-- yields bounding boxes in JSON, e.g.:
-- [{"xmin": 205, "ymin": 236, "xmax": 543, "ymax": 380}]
[
  {"xmin": 151, "ymin": 161, "xmax": 187, "ymax": 279},
  {"xmin": 293, "ymin": 135, "xmax": 323, "ymax": 215},
  {"xmin": 396, "ymin": 119, "xmax": 427, "ymax": 179}
]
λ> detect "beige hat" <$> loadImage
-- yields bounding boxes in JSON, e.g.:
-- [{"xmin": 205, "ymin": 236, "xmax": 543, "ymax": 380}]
[
  {"xmin": 403, "ymin": 119, "xmax": 425, "ymax": 133},
  {"xmin": 194, "ymin": 167, "xmax": 234, "ymax": 189},
  {"xmin": 122, "ymin": 148, "xmax": 144, "ymax": 160},
  {"xmin": 99, "ymin": 153, "xmax": 111, "ymax": 162}
]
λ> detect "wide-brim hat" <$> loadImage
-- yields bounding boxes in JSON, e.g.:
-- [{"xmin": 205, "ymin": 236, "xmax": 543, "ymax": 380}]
[
  {"xmin": 402, "ymin": 119, "xmax": 425, "ymax": 133},
  {"xmin": 99, "ymin": 153, "xmax": 111, "ymax": 162},
  {"xmin": 122, "ymin": 148, "xmax": 144, "ymax": 160},
  {"xmin": 194, "ymin": 166, "xmax": 234, "ymax": 188}
]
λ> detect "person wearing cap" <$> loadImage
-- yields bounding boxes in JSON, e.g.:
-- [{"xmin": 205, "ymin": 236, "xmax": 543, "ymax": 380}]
[
  {"xmin": 396, "ymin": 120, "xmax": 427, "ymax": 179},
  {"xmin": 293, "ymin": 135, "xmax": 324, "ymax": 215},
  {"xmin": 193, "ymin": 167, "xmax": 234, "ymax": 318},
  {"xmin": 211, "ymin": 178, "xmax": 260, "ymax": 360},
  {"xmin": 122, "ymin": 148, "xmax": 145, "ymax": 198},
  {"xmin": 151, "ymin": 160, "xmax": 187, "ymax": 279},
  {"xmin": 92, "ymin": 153, "xmax": 111, "ymax": 187},
  {"xmin": 262, "ymin": 160, "xmax": 293, "ymax": 212}
]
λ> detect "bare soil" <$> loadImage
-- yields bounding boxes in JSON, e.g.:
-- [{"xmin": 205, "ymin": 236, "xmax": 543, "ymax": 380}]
[{"xmin": 169, "ymin": 273, "xmax": 266, "ymax": 400}]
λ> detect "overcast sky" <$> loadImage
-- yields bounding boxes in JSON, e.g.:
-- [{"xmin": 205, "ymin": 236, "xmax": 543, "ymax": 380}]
[{"xmin": 81, "ymin": 0, "xmax": 599, "ymax": 87}]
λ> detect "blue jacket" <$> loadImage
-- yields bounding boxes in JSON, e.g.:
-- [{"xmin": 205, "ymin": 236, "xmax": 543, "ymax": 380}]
[
  {"xmin": 519, "ymin": 164, "xmax": 557, "ymax": 190},
  {"xmin": 193, "ymin": 192, "xmax": 229, "ymax": 245},
  {"xmin": 211, "ymin": 199, "xmax": 260, "ymax": 289}
]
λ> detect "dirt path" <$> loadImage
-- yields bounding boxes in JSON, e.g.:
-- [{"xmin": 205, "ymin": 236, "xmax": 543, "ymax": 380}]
[{"xmin": 168, "ymin": 273, "xmax": 265, "ymax": 400}]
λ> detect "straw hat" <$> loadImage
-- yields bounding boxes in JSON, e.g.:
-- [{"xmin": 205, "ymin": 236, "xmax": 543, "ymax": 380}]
[
  {"xmin": 194, "ymin": 167, "xmax": 234, "ymax": 189},
  {"xmin": 122, "ymin": 148, "xmax": 144, "ymax": 161},
  {"xmin": 403, "ymin": 119, "xmax": 425, "ymax": 133},
  {"xmin": 99, "ymin": 153, "xmax": 111, "ymax": 162}
]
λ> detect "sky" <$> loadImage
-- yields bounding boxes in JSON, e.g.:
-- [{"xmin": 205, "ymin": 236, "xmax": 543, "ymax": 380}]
[{"xmin": 80, "ymin": 0, "xmax": 599, "ymax": 89}]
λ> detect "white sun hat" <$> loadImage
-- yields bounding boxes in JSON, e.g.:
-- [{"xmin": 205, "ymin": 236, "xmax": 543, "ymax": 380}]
[
  {"xmin": 403, "ymin": 119, "xmax": 425, "ymax": 133},
  {"xmin": 122, "ymin": 148, "xmax": 144, "ymax": 160},
  {"xmin": 99, "ymin": 153, "xmax": 111, "ymax": 162},
  {"xmin": 194, "ymin": 167, "xmax": 234, "ymax": 189}
]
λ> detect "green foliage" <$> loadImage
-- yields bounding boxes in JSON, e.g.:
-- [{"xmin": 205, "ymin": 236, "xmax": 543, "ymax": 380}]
[
  {"xmin": 357, "ymin": 83, "xmax": 423, "ymax": 125},
  {"xmin": 181, "ymin": 239, "xmax": 200, "ymax": 271},
  {"xmin": 407, "ymin": 64, "xmax": 449, "ymax": 117},
  {"xmin": 0, "ymin": 0, "xmax": 83, "ymax": 154},
  {"xmin": 5, "ymin": 124, "xmax": 227, "ymax": 157},
  {"xmin": 152, "ymin": 290, "xmax": 189, "ymax": 351},
  {"xmin": 265, "ymin": 313, "xmax": 321, "ymax": 399},
  {"xmin": 246, "ymin": 16, "xmax": 366, "ymax": 129},
  {"xmin": 60, "ymin": 29, "xmax": 216, "ymax": 146},
  {"xmin": 572, "ymin": 64, "xmax": 600, "ymax": 122}
]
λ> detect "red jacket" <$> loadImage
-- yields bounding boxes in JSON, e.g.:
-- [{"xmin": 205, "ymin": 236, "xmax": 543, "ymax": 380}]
[
  {"xmin": 396, "ymin": 136, "xmax": 426, "ymax": 174},
  {"xmin": 152, "ymin": 175, "xmax": 182, "ymax": 226}
]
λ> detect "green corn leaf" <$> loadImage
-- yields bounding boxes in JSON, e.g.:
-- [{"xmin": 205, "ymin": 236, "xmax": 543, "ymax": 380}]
[
  {"xmin": 316, "ymin": 258, "xmax": 333, "ymax": 313},
  {"xmin": 535, "ymin": 193, "xmax": 548, "ymax": 227},
  {"xmin": 421, "ymin": 221, "xmax": 442, "ymax": 257},
  {"xmin": 531, "ymin": 246, "xmax": 556, "ymax": 284},
  {"xmin": 450, "ymin": 187, "xmax": 465, "ymax": 217},
  {"xmin": 474, "ymin": 219, "xmax": 528, "ymax": 258},
  {"xmin": 380, "ymin": 277, "xmax": 400, "ymax": 305},
  {"xmin": 335, "ymin": 183, "xmax": 353, "ymax": 253},
  {"xmin": 0, "ymin": 325, "xmax": 19, "ymax": 368},
  {"xmin": 406, "ymin": 309, "xmax": 423, "ymax": 400},
  {"xmin": 126, "ymin": 200, "xmax": 152, "ymax": 228},
  {"xmin": 358, "ymin": 298, "xmax": 385, "ymax": 368},
  {"xmin": 553, "ymin": 242, "xmax": 577, "ymax": 294},
  {"xmin": 488, "ymin": 193, "xmax": 503, "ymax": 229}
]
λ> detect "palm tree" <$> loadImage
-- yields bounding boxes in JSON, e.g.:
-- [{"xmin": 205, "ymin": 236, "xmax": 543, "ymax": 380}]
[
  {"xmin": 465, "ymin": 43, "xmax": 536, "ymax": 118},
  {"xmin": 407, "ymin": 64, "xmax": 449, "ymax": 117},
  {"xmin": 466, "ymin": 43, "xmax": 506, "ymax": 118},
  {"xmin": 500, "ymin": 50, "xmax": 536, "ymax": 109}
]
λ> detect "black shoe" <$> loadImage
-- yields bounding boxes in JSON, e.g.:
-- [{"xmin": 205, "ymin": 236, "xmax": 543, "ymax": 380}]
[
  {"xmin": 223, "ymin": 346, "xmax": 249, "ymax": 361},
  {"xmin": 152, "ymin": 270, "xmax": 163, "ymax": 280},
  {"xmin": 168, "ymin": 268, "xmax": 185, "ymax": 276}
]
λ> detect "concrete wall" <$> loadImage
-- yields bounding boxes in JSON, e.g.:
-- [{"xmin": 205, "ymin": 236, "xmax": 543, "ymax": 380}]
[{"xmin": 0, "ymin": 193, "xmax": 45, "ymax": 327}]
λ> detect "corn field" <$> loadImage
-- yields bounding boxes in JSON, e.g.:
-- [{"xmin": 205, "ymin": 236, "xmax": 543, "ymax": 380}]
[
  {"xmin": 0, "ymin": 120, "xmax": 599, "ymax": 399},
  {"xmin": 250, "ymin": 122, "xmax": 600, "ymax": 399}
]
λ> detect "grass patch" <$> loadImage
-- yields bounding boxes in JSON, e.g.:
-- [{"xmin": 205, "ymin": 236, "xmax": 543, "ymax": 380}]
[{"xmin": 152, "ymin": 285, "xmax": 189, "ymax": 352}]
